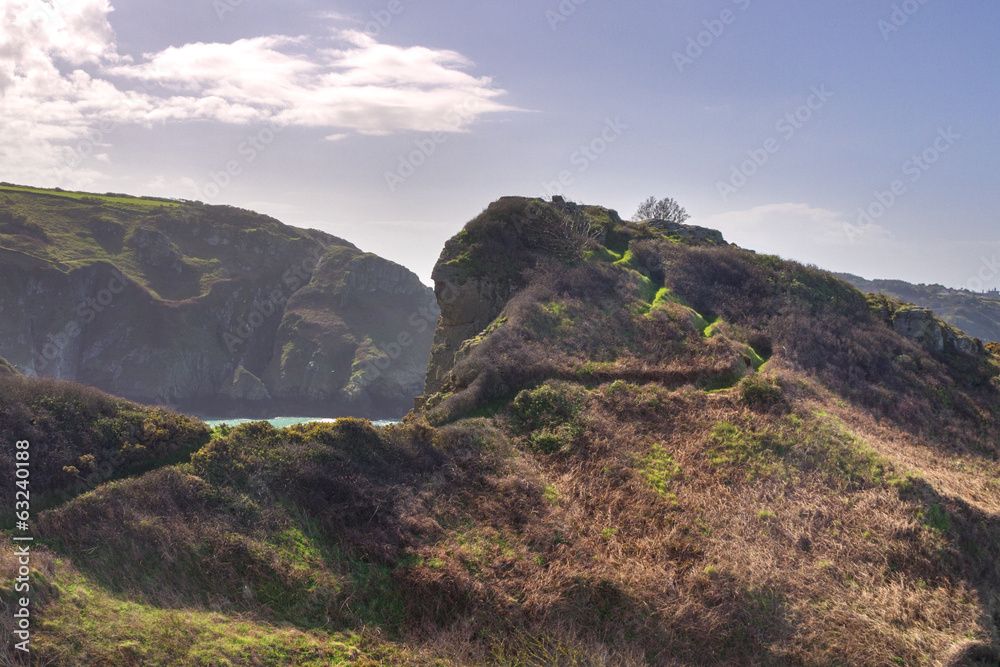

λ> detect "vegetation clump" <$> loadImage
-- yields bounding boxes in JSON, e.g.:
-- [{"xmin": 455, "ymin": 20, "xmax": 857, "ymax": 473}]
[
  {"xmin": 510, "ymin": 382, "xmax": 586, "ymax": 453},
  {"xmin": 0, "ymin": 374, "xmax": 209, "ymax": 517},
  {"xmin": 631, "ymin": 195, "xmax": 690, "ymax": 224},
  {"xmin": 738, "ymin": 373, "xmax": 787, "ymax": 412}
]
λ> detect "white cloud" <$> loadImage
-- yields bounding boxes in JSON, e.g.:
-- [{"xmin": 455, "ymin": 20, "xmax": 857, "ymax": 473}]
[
  {"xmin": 107, "ymin": 31, "xmax": 513, "ymax": 134},
  {"xmin": 0, "ymin": 1, "xmax": 516, "ymax": 187},
  {"xmin": 312, "ymin": 10, "xmax": 354, "ymax": 21}
]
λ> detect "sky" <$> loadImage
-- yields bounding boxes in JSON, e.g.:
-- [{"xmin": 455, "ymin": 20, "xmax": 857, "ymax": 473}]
[{"xmin": 1, "ymin": 0, "xmax": 998, "ymax": 290}]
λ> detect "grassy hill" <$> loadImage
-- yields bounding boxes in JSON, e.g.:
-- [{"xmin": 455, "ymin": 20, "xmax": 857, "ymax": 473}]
[
  {"xmin": 5, "ymin": 198, "xmax": 1000, "ymax": 665},
  {"xmin": 0, "ymin": 183, "xmax": 437, "ymax": 417},
  {"xmin": 837, "ymin": 272, "xmax": 1000, "ymax": 345}
]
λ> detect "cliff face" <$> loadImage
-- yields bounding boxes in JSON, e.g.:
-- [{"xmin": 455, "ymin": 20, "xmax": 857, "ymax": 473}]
[
  {"xmin": 865, "ymin": 294, "xmax": 986, "ymax": 356},
  {"xmin": 0, "ymin": 185, "xmax": 436, "ymax": 417},
  {"xmin": 423, "ymin": 266, "xmax": 519, "ymax": 398},
  {"xmin": 262, "ymin": 246, "xmax": 439, "ymax": 415}
]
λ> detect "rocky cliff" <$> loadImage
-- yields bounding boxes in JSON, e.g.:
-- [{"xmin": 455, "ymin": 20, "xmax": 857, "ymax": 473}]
[
  {"xmin": 421, "ymin": 200, "xmax": 987, "ymax": 407},
  {"xmin": 0, "ymin": 185, "xmax": 437, "ymax": 417},
  {"xmin": 868, "ymin": 296, "xmax": 986, "ymax": 356}
]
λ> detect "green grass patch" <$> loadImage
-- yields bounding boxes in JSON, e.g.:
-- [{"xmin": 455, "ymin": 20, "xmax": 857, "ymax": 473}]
[
  {"xmin": 918, "ymin": 503, "xmax": 953, "ymax": 534},
  {"xmin": 650, "ymin": 287, "xmax": 674, "ymax": 309},
  {"xmin": 28, "ymin": 566, "xmax": 387, "ymax": 666},
  {"xmin": 613, "ymin": 248, "xmax": 638, "ymax": 268},
  {"xmin": 645, "ymin": 288, "xmax": 715, "ymax": 335},
  {"xmin": 703, "ymin": 318, "xmax": 723, "ymax": 337},
  {"xmin": 698, "ymin": 369, "xmax": 747, "ymax": 393},
  {"xmin": 706, "ymin": 413, "xmax": 900, "ymax": 488},
  {"xmin": 636, "ymin": 443, "xmax": 682, "ymax": 496},
  {"xmin": 583, "ymin": 245, "xmax": 622, "ymax": 263},
  {"xmin": 0, "ymin": 183, "xmax": 181, "ymax": 210},
  {"xmin": 635, "ymin": 443, "xmax": 682, "ymax": 508},
  {"xmin": 743, "ymin": 345, "xmax": 767, "ymax": 370}
]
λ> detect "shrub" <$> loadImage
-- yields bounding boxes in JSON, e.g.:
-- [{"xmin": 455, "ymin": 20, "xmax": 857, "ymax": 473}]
[
  {"xmin": 0, "ymin": 375, "xmax": 210, "ymax": 515},
  {"xmin": 510, "ymin": 382, "xmax": 586, "ymax": 433},
  {"xmin": 508, "ymin": 382, "xmax": 589, "ymax": 454},
  {"xmin": 738, "ymin": 374, "xmax": 787, "ymax": 412}
]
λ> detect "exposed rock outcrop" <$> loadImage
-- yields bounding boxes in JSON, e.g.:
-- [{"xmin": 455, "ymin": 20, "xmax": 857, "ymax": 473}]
[
  {"xmin": 646, "ymin": 219, "xmax": 727, "ymax": 244},
  {"xmin": 127, "ymin": 226, "xmax": 184, "ymax": 268},
  {"xmin": 420, "ymin": 197, "xmax": 575, "ymax": 401},
  {"xmin": 221, "ymin": 366, "xmax": 271, "ymax": 401},
  {"xmin": 869, "ymin": 296, "xmax": 986, "ymax": 356},
  {"xmin": 838, "ymin": 272, "xmax": 1000, "ymax": 345},
  {"xmin": 262, "ymin": 247, "xmax": 439, "ymax": 414},
  {"xmin": 423, "ymin": 275, "xmax": 515, "ymax": 398}
]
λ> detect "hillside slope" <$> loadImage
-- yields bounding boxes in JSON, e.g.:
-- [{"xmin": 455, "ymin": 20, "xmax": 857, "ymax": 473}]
[
  {"xmin": 838, "ymin": 272, "xmax": 1000, "ymax": 345},
  {"xmin": 0, "ymin": 372, "xmax": 209, "ymax": 520},
  {"xmin": 0, "ymin": 184, "xmax": 437, "ymax": 417},
  {"xmin": 7, "ymin": 197, "xmax": 1000, "ymax": 666}
]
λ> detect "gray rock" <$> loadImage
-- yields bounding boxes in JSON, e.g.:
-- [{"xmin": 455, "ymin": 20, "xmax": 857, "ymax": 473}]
[
  {"xmin": 892, "ymin": 306, "xmax": 945, "ymax": 352},
  {"xmin": 221, "ymin": 366, "xmax": 271, "ymax": 401},
  {"xmin": 891, "ymin": 305, "xmax": 985, "ymax": 355},
  {"xmin": 646, "ymin": 219, "xmax": 726, "ymax": 244}
]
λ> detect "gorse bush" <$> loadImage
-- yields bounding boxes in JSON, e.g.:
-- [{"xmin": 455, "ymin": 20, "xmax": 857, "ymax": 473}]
[
  {"xmin": 510, "ymin": 383, "xmax": 586, "ymax": 432},
  {"xmin": 510, "ymin": 382, "xmax": 587, "ymax": 454},
  {"xmin": 0, "ymin": 374, "xmax": 209, "ymax": 515}
]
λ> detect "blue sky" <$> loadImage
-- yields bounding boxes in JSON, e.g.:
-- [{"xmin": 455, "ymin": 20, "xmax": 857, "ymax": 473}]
[{"xmin": 1, "ymin": 0, "xmax": 997, "ymax": 289}]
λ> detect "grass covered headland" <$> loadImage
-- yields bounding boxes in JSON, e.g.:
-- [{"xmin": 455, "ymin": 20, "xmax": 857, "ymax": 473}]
[{"xmin": 4, "ymin": 197, "xmax": 1000, "ymax": 665}]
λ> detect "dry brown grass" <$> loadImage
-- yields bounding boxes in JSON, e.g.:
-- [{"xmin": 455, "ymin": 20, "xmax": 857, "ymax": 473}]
[{"xmin": 27, "ymin": 365, "xmax": 1000, "ymax": 663}]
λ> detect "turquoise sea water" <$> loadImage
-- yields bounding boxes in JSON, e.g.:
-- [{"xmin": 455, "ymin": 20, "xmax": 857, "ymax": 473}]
[{"xmin": 204, "ymin": 417, "xmax": 399, "ymax": 430}]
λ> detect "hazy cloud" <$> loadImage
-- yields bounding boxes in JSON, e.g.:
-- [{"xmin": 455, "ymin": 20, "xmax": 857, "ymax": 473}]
[
  {"xmin": 690, "ymin": 203, "xmax": 1000, "ymax": 290},
  {"xmin": 693, "ymin": 203, "xmax": 893, "ymax": 252}
]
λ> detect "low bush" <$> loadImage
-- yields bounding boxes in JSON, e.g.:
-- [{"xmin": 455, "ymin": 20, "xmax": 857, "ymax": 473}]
[
  {"xmin": 738, "ymin": 373, "xmax": 787, "ymax": 412},
  {"xmin": 0, "ymin": 375, "xmax": 209, "ymax": 516}
]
